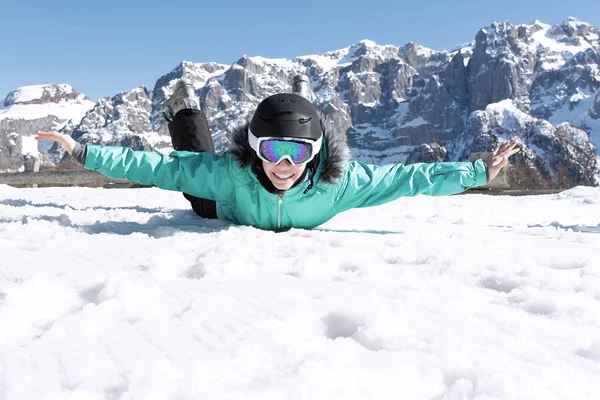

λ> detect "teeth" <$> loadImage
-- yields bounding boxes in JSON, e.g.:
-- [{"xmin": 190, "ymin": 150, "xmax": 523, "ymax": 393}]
[{"xmin": 274, "ymin": 173, "xmax": 293, "ymax": 179}]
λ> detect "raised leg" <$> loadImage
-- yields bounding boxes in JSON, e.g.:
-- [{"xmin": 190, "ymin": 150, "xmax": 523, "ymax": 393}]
[{"xmin": 164, "ymin": 80, "xmax": 217, "ymax": 219}]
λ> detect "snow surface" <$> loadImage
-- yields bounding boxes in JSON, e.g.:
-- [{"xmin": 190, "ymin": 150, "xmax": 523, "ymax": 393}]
[{"xmin": 0, "ymin": 185, "xmax": 599, "ymax": 399}]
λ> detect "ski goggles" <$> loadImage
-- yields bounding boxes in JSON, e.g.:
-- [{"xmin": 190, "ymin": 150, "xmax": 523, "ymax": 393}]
[{"xmin": 248, "ymin": 128, "xmax": 322, "ymax": 165}]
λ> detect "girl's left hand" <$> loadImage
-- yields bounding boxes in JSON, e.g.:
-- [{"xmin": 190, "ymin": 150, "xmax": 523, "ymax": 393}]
[{"xmin": 483, "ymin": 141, "xmax": 520, "ymax": 182}]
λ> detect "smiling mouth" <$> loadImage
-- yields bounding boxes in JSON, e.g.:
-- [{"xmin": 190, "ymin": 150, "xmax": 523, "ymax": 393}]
[{"xmin": 273, "ymin": 172, "xmax": 294, "ymax": 180}]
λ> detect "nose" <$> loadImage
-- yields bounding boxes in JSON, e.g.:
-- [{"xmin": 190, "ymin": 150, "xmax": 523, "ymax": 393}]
[{"xmin": 277, "ymin": 159, "xmax": 293, "ymax": 166}]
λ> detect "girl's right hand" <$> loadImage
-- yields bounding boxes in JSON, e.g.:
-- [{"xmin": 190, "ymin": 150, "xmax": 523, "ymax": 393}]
[{"xmin": 35, "ymin": 132, "xmax": 77, "ymax": 155}]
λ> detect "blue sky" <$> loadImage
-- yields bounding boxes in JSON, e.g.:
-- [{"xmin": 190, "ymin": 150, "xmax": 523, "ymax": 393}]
[{"xmin": 1, "ymin": 0, "xmax": 598, "ymax": 101}]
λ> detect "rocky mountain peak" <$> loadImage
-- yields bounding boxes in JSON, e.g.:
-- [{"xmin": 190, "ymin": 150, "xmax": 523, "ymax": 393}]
[
  {"xmin": 400, "ymin": 42, "xmax": 437, "ymax": 65},
  {"xmin": 474, "ymin": 18, "xmax": 598, "ymax": 61},
  {"xmin": 474, "ymin": 21, "xmax": 527, "ymax": 57},
  {"xmin": 347, "ymin": 39, "xmax": 399, "ymax": 62},
  {"xmin": 3, "ymin": 84, "xmax": 90, "ymax": 108},
  {"xmin": 549, "ymin": 17, "xmax": 599, "ymax": 49},
  {"xmin": 306, "ymin": 40, "xmax": 401, "ymax": 72},
  {"xmin": 558, "ymin": 17, "xmax": 598, "ymax": 35}
]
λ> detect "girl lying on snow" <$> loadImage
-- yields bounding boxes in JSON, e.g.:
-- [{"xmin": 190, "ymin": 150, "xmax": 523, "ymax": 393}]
[{"xmin": 36, "ymin": 78, "xmax": 519, "ymax": 231}]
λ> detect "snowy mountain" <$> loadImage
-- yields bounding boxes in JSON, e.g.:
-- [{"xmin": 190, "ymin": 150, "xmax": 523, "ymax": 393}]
[
  {"xmin": 1, "ymin": 18, "xmax": 599, "ymax": 188},
  {"xmin": 0, "ymin": 84, "xmax": 94, "ymax": 171},
  {"xmin": 1, "ymin": 84, "xmax": 94, "ymax": 122}
]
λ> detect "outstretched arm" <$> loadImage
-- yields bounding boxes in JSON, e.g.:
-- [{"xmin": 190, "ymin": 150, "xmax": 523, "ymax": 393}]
[
  {"xmin": 334, "ymin": 141, "xmax": 520, "ymax": 212},
  {"xmin": 35, "ymin": 132, "xmax": 234, "ymax": 202}
]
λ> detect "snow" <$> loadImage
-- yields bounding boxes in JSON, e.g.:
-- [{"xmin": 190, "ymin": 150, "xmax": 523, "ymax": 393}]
[
  {"xmin": 402, "ymin": 116, "xmax": 428, "ymax": 127},
  {"xmin": 485, "ymin": 100, "xmax": 535, "ymax": 129},
  {"xmin": 361, "ymin": 101, "xmax": 378, "ymax": 108},
  {"xmin": 351, "ymin": 145, "xmax": 413, "ymax": 165},
  {"xmin": 529, "ymin": 22, "xmax": 596, "ymax": 71},
  {"xmin": 451, "ymin": 41, "xmax": 475, "ymax": 54},
  {"xmin": 352, "ymin": 124, "xmax": 392, "ymax": 141},
  {"xmin": 296, "ymin": 44, "xmax": 355, "ymax": 70},
  {"xmin": 413, "ymin": 43, "xmax": 437, "ymax": 58},
  {"xmin": 0, "ymin": 84, "xmax": 95, "ymax": 125},
  {"xmin": 336, "ymin": 48, "xmax": 362, "ymax": 68},
  {"xmin": 546, "ymin": 89, "xmax": 600, "ymax": 155},
  {"xmin": 19, "ymin": 136, "xmax": 39, "ymax": 156},
  {"xmin": 244, "ymin": 56, "xmax": 296, "ymax": 71},
  {"xmin": 477, "ymin": 20, "xmax": 596, "ymax": 73},
  {"xmin": 160, "ymin": 62, "xmax": 229, "ymax": 103},
  {"xmin": 314, "ymin": 86, "xmax": 342, "ymax": 106},
  {"xmin": 585, "ymin": 116, "xmax": 600, "ymax": 156},
  {"xmin": 0, "ymin": 101, "xmax": 94, "ymax": 125},
  {"xmin": 296, "ymin": 53, "xmax": 345, "ymax": 71},
  {"xmin": 168, "ymin": 61, "xmax": 230, "ymax": 90},
  {"xmin": 359, "ymin": 39, "xmax": 377, "ymax": 47},
  {"xmin": 570, "ymin": 90, "xmax": 589, "ymax": 103},
  {"xmin": 140, "ymin": 131, "xmax": 172, "ymax": 149},
  {"xmin": 1, "ymin": 185, "xmax": 599, "ymax": 399},
  {"xmin": 4, "ymin": 84, "xmax": 71, "ymax": 104},
  {"xmin": 298, "ymin": 40, "xmax": 398, "ymax": 72}
]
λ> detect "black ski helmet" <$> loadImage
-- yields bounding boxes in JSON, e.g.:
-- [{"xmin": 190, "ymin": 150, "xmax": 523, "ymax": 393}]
[{"xmin": 249, "ymin": 93, "xmax": 323, "ymax": 141}]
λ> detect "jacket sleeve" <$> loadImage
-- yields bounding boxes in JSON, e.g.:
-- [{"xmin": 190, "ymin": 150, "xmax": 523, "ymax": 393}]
[
  {"xmin": 334, "ymin": 159, "xmax": 488, "ymax": 212},
  {"xmin": 83, "ymin": 144, "xmax": 235, "ymax": 202}
]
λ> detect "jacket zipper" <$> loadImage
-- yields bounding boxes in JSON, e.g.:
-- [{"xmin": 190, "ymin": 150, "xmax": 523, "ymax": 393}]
[{"xmin": 277, "ymin": 192, "xmax": 284, "ymax": 229}]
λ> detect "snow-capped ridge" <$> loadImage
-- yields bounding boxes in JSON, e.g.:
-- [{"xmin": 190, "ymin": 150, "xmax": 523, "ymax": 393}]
[
  {"xmin": 0, "ymin": 84, "xmax": 95, "ymax": 125},
  {"xmin": 401, "ymin": 42, "xmax": 438, "ymax": 58},
  {"xmin": 451, "ymin": 41, "xmax": 475, "ymax": 53},
  {"xmin": 560, "ymin": 16, "xmax": 596, "ymax": 31},
  {"xmin": 3, "ymin": 84, "xmax": 90, "ymax": 107},
  {"xmin": 530, "ymin": 20, "xmax": 551, "ymax": 29},
  {"xmin": 236, "ymin": 54, "xmax": 296, "ymax": 71},
  {"xmin": 300, "ymin": 39, "xmax": 401, "ymax": 70},
  {"xmin": 358, "ymin": 39, "xmax": 377, "ymax": 47},
  {"xmin": 348, "ymin": 39, "xmax": 399, "ymax": 60},
  {"xmin": 548, "ymin": 18, "xmax": 599, "ymax": 49},
  {"xmin": 484, "ymin": 99, "xmax": 535, "ymax": 128},
  {"xmin": 157, "ymin": 60, "xmax": 230, "ymax": 91}
]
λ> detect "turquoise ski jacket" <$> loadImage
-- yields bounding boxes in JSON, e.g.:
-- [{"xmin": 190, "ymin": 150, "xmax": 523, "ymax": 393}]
[{"xmin": 82, "ymin": 125, "xmax": 488, "ymax": 231}]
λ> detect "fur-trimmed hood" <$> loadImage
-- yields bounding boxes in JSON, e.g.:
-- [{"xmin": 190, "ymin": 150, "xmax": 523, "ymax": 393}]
[{"xmin": 227, "ymin": 118, "xmax": 350, "ymax": 191}]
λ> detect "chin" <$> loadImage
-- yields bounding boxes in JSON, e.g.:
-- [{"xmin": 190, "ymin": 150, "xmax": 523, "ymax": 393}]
[{"xmin": 273, "ymin": 182, "xmax": 294, "ymax": 191}]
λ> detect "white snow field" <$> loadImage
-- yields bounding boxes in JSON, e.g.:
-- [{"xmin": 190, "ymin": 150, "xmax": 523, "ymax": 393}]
[{"xmin": 0, "ymin": 184, "xmax": 599, "ymax": 400}]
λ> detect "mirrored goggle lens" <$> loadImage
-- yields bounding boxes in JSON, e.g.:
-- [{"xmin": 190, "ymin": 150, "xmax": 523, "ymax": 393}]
[{"xmin": 259, "ymin": 139, "xmax": 313, "ymax": 165}]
